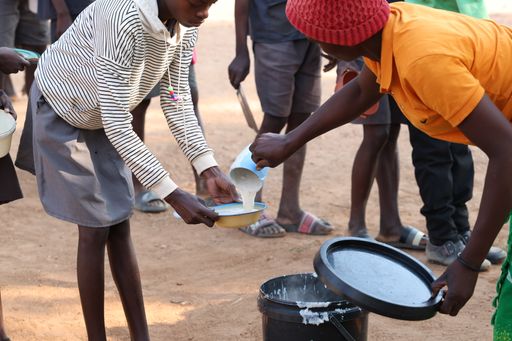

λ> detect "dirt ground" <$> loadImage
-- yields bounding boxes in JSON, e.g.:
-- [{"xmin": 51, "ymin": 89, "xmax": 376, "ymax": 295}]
[{"xmin": 1, "ymin": 5, "xmax": 512, "ymax": 341}]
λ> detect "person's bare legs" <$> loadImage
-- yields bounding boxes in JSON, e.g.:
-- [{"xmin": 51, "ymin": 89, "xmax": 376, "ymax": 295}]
[
  {"xmin": 375, "ymin": 124, "xmax": 404, "ymax": 238},
  {"xmin": 253, "ymin": 113, "xmax": 288, "ymax": 205},
  {"xmin": 0, "ymin": 75, "xmax": 15, "ymax": 98},
  {"xmin": 131, "ymin": 99, "xmax": 151, "ymax": 196},
  {"xmin": 77, "ymin": 221, "xmax": 149, "ymax": 341},
  {"xmin": 77, "ymin": 226, "xmax": 109, "ymax": 341},
  {"xmin": 20, "ymin": 44, "xmax": 46, "ymax": 94},
  {"xmin": 107, "ymin": 220, "xmax": 149, "ymax": 341},
  {"xmin": 256, "ymin": 112, "xmax": 311, "ymax": 225},
  {"xmin": 276, "ymin": 112, "xmax": 310, "ymax": 225},
  {"xmin": 0, "ymin": 290, "xmax": 8, "ymax": 340},
  {"xmin": 348, "ymin": 124, "xmax": 390, "ymax": 237}
]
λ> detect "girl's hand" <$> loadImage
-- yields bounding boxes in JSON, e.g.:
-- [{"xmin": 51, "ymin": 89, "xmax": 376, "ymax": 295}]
[
  {"xmin": 165, "ymin": 188, "xmax": 219, "ymax": 227},
  {"xmin": 0, "ymin": 90, "xmax": 16, "ymax": 120},
  {"xmin": 201, "ymin": 166, "xmax": 239, "ymax": 204},
  {"xmin": 431, "ymin": 259, "xmax": 479, "ymax": 316},
  {"xmin": 250, "ymin": 133, "xmax": 293, "ymax": 169},
  {"xmin": 0, "ymin": 47, "xmax": 30, "ymax": 74}
]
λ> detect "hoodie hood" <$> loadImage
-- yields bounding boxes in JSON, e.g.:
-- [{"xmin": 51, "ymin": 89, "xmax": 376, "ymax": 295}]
[{"xmin": 133, "ymin": 0, "xmax": 188, "ymax": 44}]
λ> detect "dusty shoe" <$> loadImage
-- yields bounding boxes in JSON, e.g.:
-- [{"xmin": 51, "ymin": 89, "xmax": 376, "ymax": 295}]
[
  {"xmin": 460, "ymin": 230, "xmax": 506, "ymax": 265},
  {"xmin": 426, "ymin": 240, "xmax": 491, "ymax": 271}
]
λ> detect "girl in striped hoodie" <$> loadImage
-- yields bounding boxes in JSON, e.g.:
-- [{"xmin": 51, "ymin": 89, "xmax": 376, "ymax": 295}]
[{"xmin": 27, "ymin": 0, "xmax": 236, "ymax": 339}]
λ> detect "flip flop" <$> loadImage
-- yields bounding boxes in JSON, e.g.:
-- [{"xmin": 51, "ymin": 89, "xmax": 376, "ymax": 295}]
[
  {"xmin": 134, "ymin": 190, "xmax": 168, "ymax": 213},
  {"xmin": 376, "ymin": 226, "xmax": 427, "ymax": 250},
  {"xmin": 239, "ymin": 214, "xmax": 286, "ymax": 238},
  {"xmin": 280, "ymin": 212, "xmax": 334, "ymax": 235}
]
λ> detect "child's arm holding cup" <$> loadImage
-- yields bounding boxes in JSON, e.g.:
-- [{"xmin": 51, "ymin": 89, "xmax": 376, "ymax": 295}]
[{"xmin": 250, "ymin": 65, "xmax": 383, "ymax": 168}]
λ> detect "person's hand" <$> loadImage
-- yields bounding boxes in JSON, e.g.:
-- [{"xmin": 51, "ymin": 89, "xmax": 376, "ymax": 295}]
[
  {"xmin": 201, "ymin": 166, "xmax": 239, "ymax": 204},
  {"xmin": 0, "ymin": 90, "xmax": 16, "ymax": 120},
  {"xmin": 321, "ymin": 53, "xmax": 338, "ymax": 73},
  {"xmin": 431, "ymin": 259, "xmax": 479, "ymax": 316},
  {"xmin": 55, "ymin": 12, "xmax": 73, "ymax": 39},
  {"xmin": 0, "ymin": 47, "xmax": 30, "ymax": 74},
  {"xmin": 249, "ymin": 133, "xmax": 293, "ymax": 169},
  {"xmin": 228, "ymin": 52, "xmax": 250, "ymax": 89},
  {"xmin": 165, "ymin": 188, "xmax": 219, "ymax": 227}
]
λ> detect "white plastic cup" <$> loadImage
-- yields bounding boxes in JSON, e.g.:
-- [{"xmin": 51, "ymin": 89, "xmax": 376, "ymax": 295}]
[
  {"xmin": 229, "ymin": 145, "xmax": 269, "ymax": 190},
  {"xmin": 0, "ymin": 109, "xmax": 16, "ymax": 158}
]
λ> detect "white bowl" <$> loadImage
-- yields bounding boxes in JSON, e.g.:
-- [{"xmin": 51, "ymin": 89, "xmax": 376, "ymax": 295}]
[{"xmin": 0, "ymin": 110, "xmax": 16, "ymax": 158}]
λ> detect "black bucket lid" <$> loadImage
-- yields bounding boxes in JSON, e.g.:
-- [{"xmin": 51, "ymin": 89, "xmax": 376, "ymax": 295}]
[{"xmin": 314, "ymin": 237, "xmax": 443, "ymax": 321}]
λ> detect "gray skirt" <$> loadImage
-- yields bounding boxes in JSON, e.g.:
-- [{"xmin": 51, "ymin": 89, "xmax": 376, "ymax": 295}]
[{"xmin": 28, "ymin": 83, "xmax": 134, "ymax": 227}]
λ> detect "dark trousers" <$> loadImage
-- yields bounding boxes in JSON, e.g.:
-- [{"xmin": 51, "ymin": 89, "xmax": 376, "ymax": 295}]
[
  {"xmin": 0, "ymin": 154, "xmax": 23, "ymax": 204},
  {"xmin": 407, "ymin": 122, "xmax": 474, "ymax": 245}
]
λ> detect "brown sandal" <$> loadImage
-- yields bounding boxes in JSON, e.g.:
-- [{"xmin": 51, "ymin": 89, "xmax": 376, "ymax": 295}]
[{"xmin": 239, "ymin": 214, "xmax": 286, "ymax": 238}]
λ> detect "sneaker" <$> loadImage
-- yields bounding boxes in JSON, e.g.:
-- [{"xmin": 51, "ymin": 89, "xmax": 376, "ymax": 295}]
[
  {"xmin": 460, "ymin": 230, "xmax": 507, "ymax": 265},
  {"xmin": 426, "ymin": 239, "xmax": 491, "ymax": 271}
]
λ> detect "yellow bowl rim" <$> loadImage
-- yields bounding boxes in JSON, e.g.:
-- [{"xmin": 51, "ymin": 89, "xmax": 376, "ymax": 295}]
[{"xmin": 212, "ymin": 202, "xmax": 267, "ymax": 217}]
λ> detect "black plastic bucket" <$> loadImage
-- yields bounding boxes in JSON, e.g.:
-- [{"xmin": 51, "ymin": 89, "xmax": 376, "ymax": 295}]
[{"xmin": 258, "ymin": 273, "xmax": 369, "ymax": 341}]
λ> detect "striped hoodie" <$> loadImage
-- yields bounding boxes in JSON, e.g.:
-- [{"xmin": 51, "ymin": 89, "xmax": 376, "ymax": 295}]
[{"xmin": 35, "ymin": 0, "xmax": 217, "ymax": 199}]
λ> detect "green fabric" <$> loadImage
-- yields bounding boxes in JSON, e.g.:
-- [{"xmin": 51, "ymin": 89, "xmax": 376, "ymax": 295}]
[
  {"xmin": 493, "ymin": 214, "xmax": 512, "ymax": 340},
  {"xmin": 406, "ymin": 0, "xmax": 488, "ymax": 18}
]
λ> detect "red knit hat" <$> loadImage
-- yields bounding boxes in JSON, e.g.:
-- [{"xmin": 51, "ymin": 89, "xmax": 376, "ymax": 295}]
[{"xmin": 286, "ymin": 0, "xmax": 390, "ymax": 46}]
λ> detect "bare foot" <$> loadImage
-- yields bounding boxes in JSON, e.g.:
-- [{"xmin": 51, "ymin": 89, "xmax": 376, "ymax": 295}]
[{"xmin": 348, "ymin": 227, "xmax": 372, "ymax": 239}]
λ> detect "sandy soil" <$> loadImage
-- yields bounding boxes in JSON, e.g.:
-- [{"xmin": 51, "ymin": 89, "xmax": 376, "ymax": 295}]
[{"xmin": 1, "ymin": 5, "xmax": 512, "ymax": 341}]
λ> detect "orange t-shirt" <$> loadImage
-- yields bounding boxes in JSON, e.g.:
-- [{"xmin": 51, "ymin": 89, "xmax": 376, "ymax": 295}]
[{"xmin": 364, "ymin": 2, "xmax": 512, "ymax": 144}]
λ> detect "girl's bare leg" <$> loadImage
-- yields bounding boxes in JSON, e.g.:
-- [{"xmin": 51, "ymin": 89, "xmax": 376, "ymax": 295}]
[
  {"xmin": 77, "ymin": 225, "xmax": 110, "ymax": 341},
  {"xmin": 107, "ymin": 220, "xmax": 149, "ymax": 341}
]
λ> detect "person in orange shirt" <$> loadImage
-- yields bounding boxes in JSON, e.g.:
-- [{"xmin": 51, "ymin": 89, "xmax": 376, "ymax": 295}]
[
  {"xmin": 249, "ymin": 0, "xmax": 512, "ymax": 336},
  {"xmin": 402, "ymin": 0, "xmax": 505, "ymax": 269}
]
